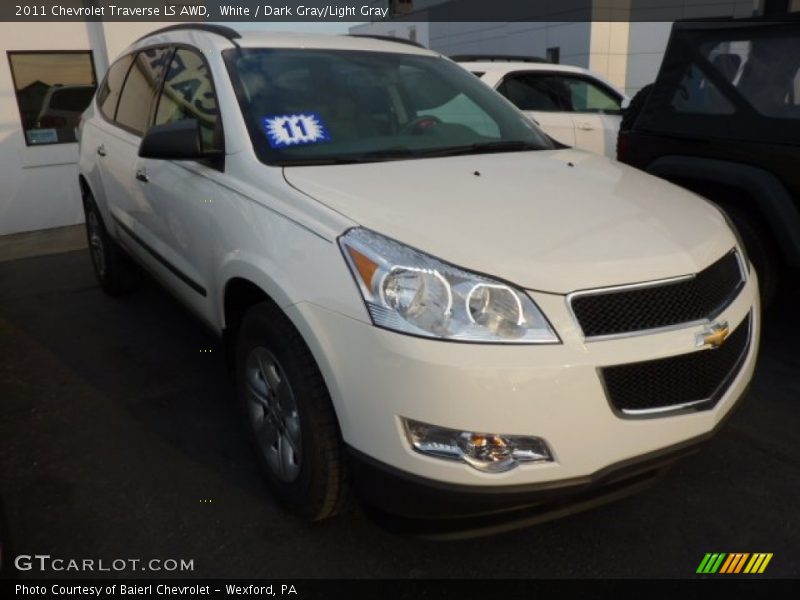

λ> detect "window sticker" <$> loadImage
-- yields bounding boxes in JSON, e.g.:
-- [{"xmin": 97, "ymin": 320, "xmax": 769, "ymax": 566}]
[{"xmin": 262, "ymin": 113, "xmax": 331, "ymax": 148}]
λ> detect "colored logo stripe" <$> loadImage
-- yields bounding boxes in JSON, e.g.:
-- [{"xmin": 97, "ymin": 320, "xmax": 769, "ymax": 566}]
[
  {"xmin": 697, "ymin": 552, "xmax": 773, "ymax": 574},
  {"xmin": 719, "ymin": 553, "xmax": 749, "ymax": 573},
  {"xmin": 697, "ymin": 553, "xmax": 726, "ymax": 573},
  {"xmin": 744, "ymin": 553, "xmax": 773, "ymax": 574}
]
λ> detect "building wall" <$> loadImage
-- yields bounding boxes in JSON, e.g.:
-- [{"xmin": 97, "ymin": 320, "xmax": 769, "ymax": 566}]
[
  {"xmin": 352, "ymin": 0, "xmax": 761, "ymax": 98},
  {"xmin": 624, "ymin": 22, "xmax": 673, "ymax": 95},
  {"xmin": 588, "ymin": 21, "xmax": 633, "ymax": 91},
  {"xmin": 426, "ymin": 22, "xmax": 592, "ymax": 68},
  {"xmin": 351, "ymin": 18, "xmax": 646, "ymax": 95},
  {"xmin": 0, "ymin": 22, "xmax": 175, "ymax": 236},
  {"xmin": 349, "ymin": 21, "xmax": 430, "ymax": 47}
]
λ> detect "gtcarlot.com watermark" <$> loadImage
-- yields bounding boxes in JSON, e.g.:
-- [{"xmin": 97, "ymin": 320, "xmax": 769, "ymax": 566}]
[{"xmin": 13, "ymin": 554, "xmax": 194, "ymax": 573}]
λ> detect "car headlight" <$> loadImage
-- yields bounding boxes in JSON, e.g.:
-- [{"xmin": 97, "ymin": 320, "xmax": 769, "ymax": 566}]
[{"xmin": 338, "ymin": 227, "xmax": 559, "ymax": 344}]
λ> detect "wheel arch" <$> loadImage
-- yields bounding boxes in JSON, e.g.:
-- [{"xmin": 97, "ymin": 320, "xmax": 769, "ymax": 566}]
[
  {"xmin": 77, "ymin": 172, "xmax": 117, "ymax": 240},
  {"xmin": 78, "ymin": 174, "xmax": 91, "ymax": 200},
  {"xmin": 220, "ymin": 272, "xmax": 349, "ymax": 431}
]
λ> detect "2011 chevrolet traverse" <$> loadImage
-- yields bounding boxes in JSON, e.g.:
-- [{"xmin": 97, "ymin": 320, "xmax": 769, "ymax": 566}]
[{"xmin": 77, "ymin": 25, "xmax": 759, "ymax": 530}]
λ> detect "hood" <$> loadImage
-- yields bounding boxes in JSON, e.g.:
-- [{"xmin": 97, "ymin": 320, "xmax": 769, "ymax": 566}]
[{"xmin": 284, "ymin": 149, "xmax": 737, "ymax": 294}]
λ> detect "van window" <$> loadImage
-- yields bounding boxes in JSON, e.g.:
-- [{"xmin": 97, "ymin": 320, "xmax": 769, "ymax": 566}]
[
  {"xmin": 116, "ymin": 47, "xmax": 171, "ymax": 135},
  {"xmin": 498, "ymin": 74, "xmax": 571, "ymax": 112},
  {"xmin": 155, "ymin": 48, "xmax": 223, "ymax": 152},
  {"xmin": 224, "ymin": 49, "xmax": 553, "ymax": 166},
  {"xmin": 559, "ymin": 76, "xmax": 622, "ymax": 114},
  {"xmin": 97, "ymin": 54, "xmax": 134, "ymax": 122}
]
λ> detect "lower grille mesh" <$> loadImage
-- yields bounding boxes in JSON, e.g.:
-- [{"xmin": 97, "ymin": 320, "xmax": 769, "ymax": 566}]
[{"xmin": 601, "ymin": 313, "xmax": 751, "ymax": 415}]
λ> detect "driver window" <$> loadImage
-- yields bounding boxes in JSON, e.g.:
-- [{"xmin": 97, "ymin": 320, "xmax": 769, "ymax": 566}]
[{"xmin": 155, "ymin": 48, "xmax": 223, "ymax": 152}]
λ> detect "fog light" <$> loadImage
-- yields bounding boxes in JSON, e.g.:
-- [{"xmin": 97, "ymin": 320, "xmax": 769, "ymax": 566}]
[{"xmin": 402, "ymin": 418, "xmax": 553, "ymax": 473}]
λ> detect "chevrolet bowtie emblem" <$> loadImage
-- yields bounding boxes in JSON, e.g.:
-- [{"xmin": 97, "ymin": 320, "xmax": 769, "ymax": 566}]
[{"xmin": 697, "ymin": 322, "xmax": 730, "ymax": 349}]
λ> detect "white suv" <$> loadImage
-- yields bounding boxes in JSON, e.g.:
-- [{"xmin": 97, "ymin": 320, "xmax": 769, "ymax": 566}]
[
  {"xmin": 78, "ymin": 25, "xmax": 759, "ymax": 529},
  {"xmin": 455, "ymin": 56, "xmax": 628, "ymax": 157}
]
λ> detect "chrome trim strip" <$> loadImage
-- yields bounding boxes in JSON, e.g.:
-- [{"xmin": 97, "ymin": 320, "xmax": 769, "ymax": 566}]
[
  {"xmin": 733, "ymin": 245, "xmax": 749, "ymax": 283},
  {"xmin": 567, "ymin": 249, "xmax": 744, "ymax": 342},
  {"xmin": 621, "ymin": 398, "xmax": 710, "ymax": 416}
]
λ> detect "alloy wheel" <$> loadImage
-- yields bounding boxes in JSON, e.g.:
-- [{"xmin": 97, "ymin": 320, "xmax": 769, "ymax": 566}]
[{"xmin": 244, "ymin": 346, "xmax": 303, "ymax": 482}]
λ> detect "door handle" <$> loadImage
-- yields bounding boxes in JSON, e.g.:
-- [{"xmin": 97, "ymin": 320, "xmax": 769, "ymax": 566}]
[
  {"xmin": 96, "ymin": 145, "xmax": 106, "ymax": 157},
  {"xmin": 577, "ymin": 123, "xmax": 594, "ymax": 131},
  {"xmin": 135, "ymin": 168, "xmax": 149, "ymax": 183}
]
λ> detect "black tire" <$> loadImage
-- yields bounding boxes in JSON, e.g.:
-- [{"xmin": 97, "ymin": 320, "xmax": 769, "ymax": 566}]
[
  {"xmin": 236, "ymin": 301, "xmax": 349, "ymax": 520},
  {"xmin": 83, "ymin": 193, "xmax": 138, "ymax": 296},
  {"xmin": 721, "ymin": 204, "xmax": 780, "ymax": 308},
  {"xmin": 620, "ymin": 83, "xmax": 653, "ymax": 132}
]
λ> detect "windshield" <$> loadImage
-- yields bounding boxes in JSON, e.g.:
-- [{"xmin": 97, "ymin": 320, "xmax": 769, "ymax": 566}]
[{"xmin": 223, "ymin": 48, "xmax": 554, "ymax": 165}]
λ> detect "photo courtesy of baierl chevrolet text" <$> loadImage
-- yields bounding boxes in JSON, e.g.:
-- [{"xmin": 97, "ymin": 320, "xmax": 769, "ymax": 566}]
[{"xmin": 0, "ymin": 0, "xmax": 797, "ymax": 597}]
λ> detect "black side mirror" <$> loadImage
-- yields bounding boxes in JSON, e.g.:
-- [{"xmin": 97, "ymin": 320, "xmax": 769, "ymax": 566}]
[{"xmin": 138, "ymin": 119, "xmax": 220, "ymax": 160}]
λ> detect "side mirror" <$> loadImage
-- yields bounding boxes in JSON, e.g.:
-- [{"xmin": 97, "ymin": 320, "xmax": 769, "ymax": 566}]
[{"xmin": 138, "ymin": 119, "xmax": 220, "ymax": 160}]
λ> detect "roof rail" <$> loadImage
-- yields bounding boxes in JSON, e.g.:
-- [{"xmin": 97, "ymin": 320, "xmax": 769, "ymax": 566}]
[
  {"xmin": 347, "ymin": 34, "xmax": 426, "ymax": 49},
  {"xmin": 134, "ymin": 24, "xmax": 241, "ymax": 44},
  {"xmin": 451, "ymin": 54, "xmax": 550, "ymax": 63}
]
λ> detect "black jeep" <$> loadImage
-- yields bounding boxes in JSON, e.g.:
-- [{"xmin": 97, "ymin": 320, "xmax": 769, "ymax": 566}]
[{"xmin": 618, "ymin": 14, "xmax": 800, "ymax": 305}]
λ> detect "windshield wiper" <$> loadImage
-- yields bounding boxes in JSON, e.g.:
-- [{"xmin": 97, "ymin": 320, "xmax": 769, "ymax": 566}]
[
  {"xmin": 277, "ymin": 142, "xmax": 543, "ymax": 166},
  {"xmin": 415, "ymin": 140, "xmax": 544, "ymax": 157},
  {"xmin": 276, "ymin": 148, "xmax": 416, "ymax": 166},
  {"xmin": 275, "ymin": 157, "xmax": 377, "ymax": 166}
]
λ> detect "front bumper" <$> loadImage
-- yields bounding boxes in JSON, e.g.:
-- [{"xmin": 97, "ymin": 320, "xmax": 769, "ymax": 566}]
[
  {"xmin": 286, "ymin": 271, "xmax": 759, "ymax": 502},
  {"xmin": 347, "ymin": 423, "xmax": 734, "ymax": 537}
]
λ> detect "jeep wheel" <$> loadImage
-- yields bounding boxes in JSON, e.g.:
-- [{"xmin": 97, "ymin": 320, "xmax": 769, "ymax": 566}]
[{"xmin": 236, "ymin": 301, "xmax": 349, "ymax": 520}]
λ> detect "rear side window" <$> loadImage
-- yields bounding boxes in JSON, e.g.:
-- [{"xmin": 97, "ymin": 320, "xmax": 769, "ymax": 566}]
[
  {"xmin": 672, "ymin": 35, "xmax": 800, "ymax": 118},
  {"xmin": 155, "ymin": 48, "xmax": 223, "ymax": 152},
  {"xmin": 97, "ymin": 54, "xmax": 133, "ymax": 121},
  {"xmin": 497, "ymin": 74, "xmax": 571, "ymax": 112},
  {"xmin": 671, "ymin": 64, "xmax": 735, "ymax": 116},
  {"xmin": 115, "ymin": 47, "xmax": 172, "ymax": 135}
]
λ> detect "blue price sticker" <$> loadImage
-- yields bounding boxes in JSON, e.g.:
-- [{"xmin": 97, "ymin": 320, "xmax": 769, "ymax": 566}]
[{"xmin": 262, "ymin": 113, "xmax": 331, "ymax": 148}]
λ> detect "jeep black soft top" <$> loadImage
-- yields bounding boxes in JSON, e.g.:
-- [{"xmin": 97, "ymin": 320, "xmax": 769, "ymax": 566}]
[{"xmin": 618, "ymin": 13, "xmax": 800, "ymax": 305}]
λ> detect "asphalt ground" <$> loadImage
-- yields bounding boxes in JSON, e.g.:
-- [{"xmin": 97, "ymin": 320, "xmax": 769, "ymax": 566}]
[{"xmin": 1, "ymin": 249, "xmax": 798, "ymax": 578}]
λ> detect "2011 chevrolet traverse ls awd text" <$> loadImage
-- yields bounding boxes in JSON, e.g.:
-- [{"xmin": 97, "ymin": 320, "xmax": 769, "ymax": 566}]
[{"xmin": 77, "ymin": 25, "xmax": 759, "ymax": 529}]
